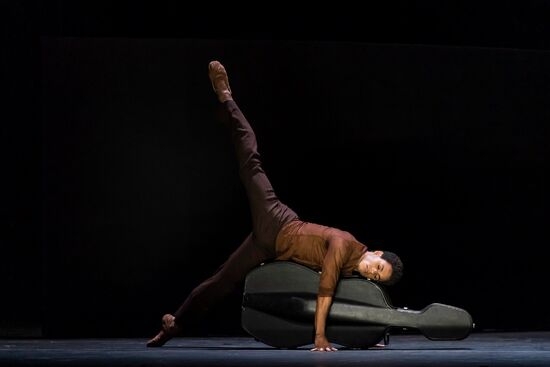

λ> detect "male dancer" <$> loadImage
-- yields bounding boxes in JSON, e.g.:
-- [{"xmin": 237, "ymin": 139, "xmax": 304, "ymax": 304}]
[{"xmin": 147, "ymin": 61, "xmax": 403, "ymax": 352}]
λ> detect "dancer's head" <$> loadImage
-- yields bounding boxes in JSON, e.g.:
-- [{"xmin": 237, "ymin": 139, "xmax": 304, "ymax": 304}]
[{"xmin": 357, "ymin": 250, "xmax": 403, "ymax": 285}]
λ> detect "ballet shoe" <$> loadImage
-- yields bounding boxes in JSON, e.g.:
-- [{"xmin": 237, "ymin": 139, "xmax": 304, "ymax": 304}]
[
  {"xmin": 208, "ymin": 60, "xmax": 233, "ymax": 102},
  {"xmin": 146, "ymin": 314, "xmax": 181, "ymax": 347}
]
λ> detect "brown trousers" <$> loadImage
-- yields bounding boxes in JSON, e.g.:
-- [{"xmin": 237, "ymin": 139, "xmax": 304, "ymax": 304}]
[{"xmin": 173, "ymin": 100, "xmax": 298, "ymax": 326}]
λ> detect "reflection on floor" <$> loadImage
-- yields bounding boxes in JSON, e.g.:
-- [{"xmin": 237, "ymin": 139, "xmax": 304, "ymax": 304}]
[{"xmin": 1, "ymin": 331, "xmax": 550, "ymax": 366}]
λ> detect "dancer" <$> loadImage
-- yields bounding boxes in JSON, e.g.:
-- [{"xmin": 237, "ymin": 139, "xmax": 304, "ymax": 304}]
[{"xmin": 147, "ymin": 61, "xmax": 403, "ymax": 352}]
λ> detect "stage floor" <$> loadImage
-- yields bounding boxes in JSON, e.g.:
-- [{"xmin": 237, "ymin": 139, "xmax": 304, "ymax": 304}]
[{"xmin": 2, "ymin": 331, "xmax": 550, "ymax": 366}]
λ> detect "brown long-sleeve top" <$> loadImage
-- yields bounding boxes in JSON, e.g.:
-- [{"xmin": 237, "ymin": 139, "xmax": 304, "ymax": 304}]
[{"xmin": 275, "ymin": 220, "xmax": 368, "ymax": 296}]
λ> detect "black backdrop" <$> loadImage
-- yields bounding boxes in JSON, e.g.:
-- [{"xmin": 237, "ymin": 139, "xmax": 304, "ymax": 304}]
[
  {"xmin": 2, "ymin": 1, "xmax": 549, "ymax": 338},
  {"xmin": 39, "ymin": 38, "xmax": 548, "ymax": 336}
]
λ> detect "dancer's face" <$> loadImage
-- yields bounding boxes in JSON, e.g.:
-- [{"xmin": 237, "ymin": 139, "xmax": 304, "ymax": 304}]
[{"xmin": 357, "ymin": 251, "xmax": 392, "ymax": 282}]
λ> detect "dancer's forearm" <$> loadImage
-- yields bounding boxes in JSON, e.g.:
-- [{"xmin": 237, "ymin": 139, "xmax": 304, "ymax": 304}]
[{"xmin": 313, "ymin": 295, "xmax": 336, "ymax": 351}]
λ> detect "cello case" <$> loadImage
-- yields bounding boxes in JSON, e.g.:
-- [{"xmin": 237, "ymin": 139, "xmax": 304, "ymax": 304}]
[{"xmin": 242, "ymin": 261, "xmax": 473, "ymax": 349}]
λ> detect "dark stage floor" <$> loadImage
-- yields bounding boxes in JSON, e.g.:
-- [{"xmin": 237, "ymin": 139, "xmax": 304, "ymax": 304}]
[{"xmin": 2, "ymin": 332, "xmax": 550, "ymax": 366}]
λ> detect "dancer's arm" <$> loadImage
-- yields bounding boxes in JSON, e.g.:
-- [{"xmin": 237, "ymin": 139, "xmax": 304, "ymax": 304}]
[
  {"xmin": 311, "ymin": 236, "xmax": 348, "ymax": 352},
  {"xmin": 311, "ymin": 295, "xmax": 337, "ymax": 351}
]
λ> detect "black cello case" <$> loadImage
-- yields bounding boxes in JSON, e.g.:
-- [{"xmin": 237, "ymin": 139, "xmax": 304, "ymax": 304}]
[{"xmin": 241, "ymin": 261, "xmax": 473, "ymax": 349}]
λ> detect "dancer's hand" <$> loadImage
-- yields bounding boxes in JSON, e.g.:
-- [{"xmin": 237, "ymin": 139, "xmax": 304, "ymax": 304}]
[{"xmin": 310, "ymin": 335, "xmax": 338, "ymax": 352}]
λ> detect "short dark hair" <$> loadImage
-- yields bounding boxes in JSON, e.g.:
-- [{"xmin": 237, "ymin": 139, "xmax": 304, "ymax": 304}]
[{"xmin": 380, "ymin": 251, "xmax": 403, "ymax": 286}]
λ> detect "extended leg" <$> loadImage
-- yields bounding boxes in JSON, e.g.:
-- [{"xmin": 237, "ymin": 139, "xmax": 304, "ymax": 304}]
[
  {"xmin": 147, "ymin": 233, "xmax": 269, "ymax": 347},
  {"xmin": 173, "ymin": 232, "xmax": 270, "ymax": 324},
  {"xmin": 147, "ymin": 62, "xmax": 299, "ymax": 348},
  {"xmin": 209, "ymin": 61, "xmax": 298, "ymax": 253}
]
